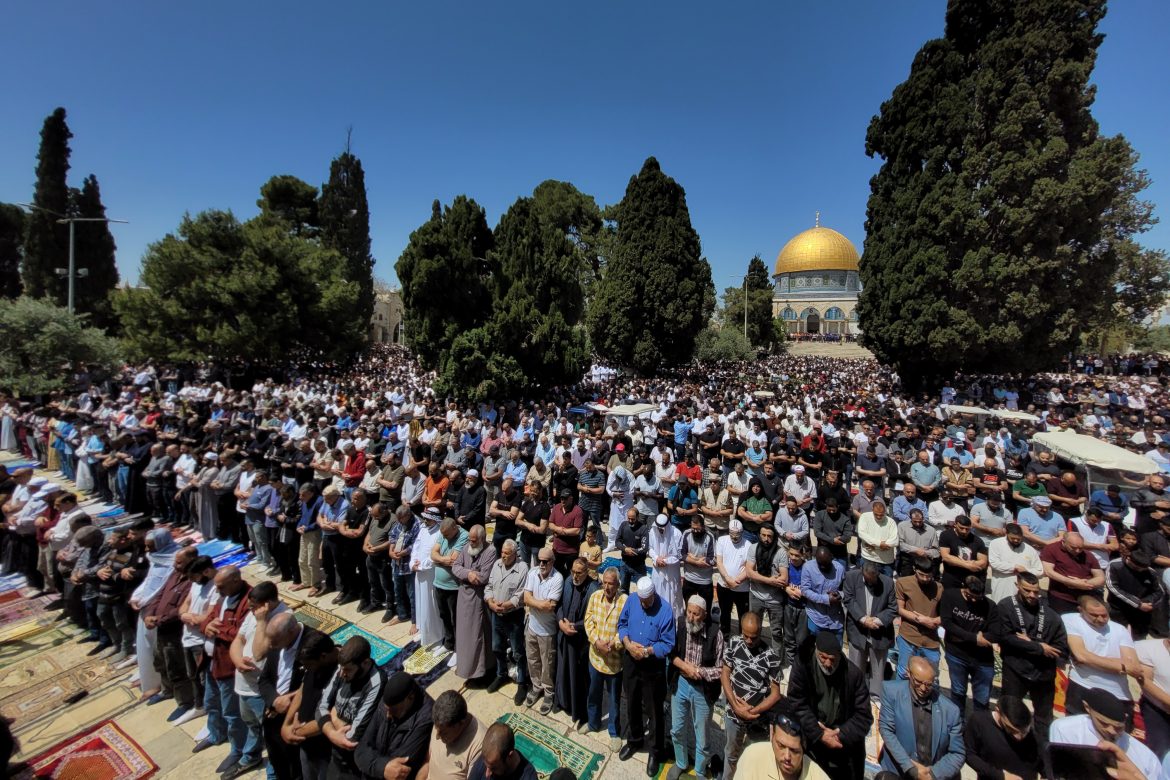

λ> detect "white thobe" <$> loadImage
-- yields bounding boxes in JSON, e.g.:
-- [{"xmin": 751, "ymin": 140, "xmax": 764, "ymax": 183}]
[
  {"xmin": 987, "ymin": 537, "xmax": 1043, "ymax": 603},
  {"xmin": 411, "ymin": 521, "xmax": 443, "ymax": 648},
  {"xmin": 606, "ymin": 469, "xmax": 634, "ymax": 550},
  {"xmin": 648, "ymin": 524, "xmax": 683, "ymax": 613}
]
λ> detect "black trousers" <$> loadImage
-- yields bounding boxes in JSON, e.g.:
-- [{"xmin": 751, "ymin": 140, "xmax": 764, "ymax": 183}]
[
  {"xmin": 338, "ymin": 538, "xmax": 367, "ymax": 598},
  {"xmin": 716, "ymin": 585, "xmax": 750, "ymax": 641},
  {"xmin": 365, "ymin": 555, "xmax": 395, "ymax": 611},
  {"xmin": 274, "ymin": 526, "xmax": 301, "ymax": 584},
  {"xmin": 623, "ymin": 655, "xmax": 667, "ymax": 754},
  {"xmin": 264, "ymin": 710, "xmax": 302, "ymax": 780},
  {"xmin": 682, "ymin": 580, "xmax": 713, "ymax": 613},
  {"xmin": 156, "ymin": 624, "xmax": 197, "ymax": 708},
  {"xmin": 1000, "ymin": 666, "xmax": 1055, "ymax": 745},
  {"xmin": 320, "ymin": 535, "xmax": 341, "ymax": 592},
  {"xmin": 436, "ymin": 587, "xmax": 458, "ymax": 651}
]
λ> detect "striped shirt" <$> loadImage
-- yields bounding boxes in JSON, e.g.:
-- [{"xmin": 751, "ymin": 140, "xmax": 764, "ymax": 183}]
[{"xmin": 584, "ymin": 589, "xmax": 628, "ymax": 675}]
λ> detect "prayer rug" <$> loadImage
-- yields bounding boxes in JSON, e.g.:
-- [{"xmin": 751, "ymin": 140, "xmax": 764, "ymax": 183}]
[
  {"xmin": 0, "ymin": 626, "xmax": 78, "ymax": 671},
  {"xmin": 293, "ymin": 603, "xmax": 346, "ymax": 635},
  {"xmin": 381, "ymin": 641, "xmax": 449, "ymax": 689},
  {"xmin": 0, "ymin": 619, "xmax": 55, "ymax": 645},
  {"xmin": 0, "ymin": 656, "xmax": 124, "ymax": 724},
  {"xmin": 15, "ymin": 719, "xmax": 157, "ymax": 779},
  {"xmin": 0, "ymin": 589, "xmax": 24, "ymax": 606},
  {"xmin": 330, "ymin": 624, "xmax": 401, "ymax": 666},
  {"xmin": 498, "ymin": 712, "xmax": 604, "ymax": 780},
  {"xmin": 0, "ymin": 594, "xmax": 56, "ymax": 624}
]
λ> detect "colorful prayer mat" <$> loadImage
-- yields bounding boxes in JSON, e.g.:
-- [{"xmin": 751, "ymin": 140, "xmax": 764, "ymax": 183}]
[
  {"xmin": 329, "ymin": 624, "xmax": 401, "ymax": 666},
  {"xmin": 293, "ymin": 602, "xmax": 347, "ymax": 635},
  {"xmin": 15, "ymin": 719, "xmax": 157, "ymax": 780},
  {"xmin": 498, "ymin": 712, "xmax": 604, "ymax": 780},
  {"xmin": 0, "ymin": 655, "xmax": 125, "ymax": 724},
  {"xmin": 381, "ymin": 641, "xmax": 450, "ymax": 689},
  {"xmin": 0, "ymin": 626, "xmax": 78, "ymax": 670}
]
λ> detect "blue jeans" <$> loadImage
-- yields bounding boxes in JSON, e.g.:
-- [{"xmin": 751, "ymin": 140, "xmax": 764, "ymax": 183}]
[
  {"xmin": 492, "ymin": 613, "xmax": 528, "ymax": 683},
  {"xmin": 895, "ymin": 635, "xmax": 940, "ymax": 679},
  {"xmin": 392, "ymin": 571, "xmax": 415, "ymax": 622},
  {"xmin": 671, "ymin": 677, "xmax": 713, "ymax": 774},
  {"xmin": 945, "ymin": 651, "xmax": 993, "ymax": 711},
  {"xmin": 204, "ymin": 673, "xmax": 245, "ymax": 757},
  {"xmin": 238, "ymin": 694, "xmax": 265, "ymax": 765},
  {"xmin": 588, "ymin": 664, "xmax": 622, "ymax": 735}
]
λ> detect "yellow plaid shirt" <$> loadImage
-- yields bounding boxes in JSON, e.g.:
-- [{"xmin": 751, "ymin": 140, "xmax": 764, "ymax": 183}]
[{"xmin": 584, "ymin": 588, "xmax": 628, "ymax": 675}]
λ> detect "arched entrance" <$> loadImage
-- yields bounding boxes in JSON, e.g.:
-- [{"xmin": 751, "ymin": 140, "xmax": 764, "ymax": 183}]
[{"xmin": 802, "ymin": 307, "xmax": 821, "ymax": 334}]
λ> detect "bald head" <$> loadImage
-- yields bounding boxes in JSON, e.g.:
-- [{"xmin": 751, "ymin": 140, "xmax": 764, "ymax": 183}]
[{"xmin": 266, "ymin": 612, "xmax": 302, "ymax": 649}]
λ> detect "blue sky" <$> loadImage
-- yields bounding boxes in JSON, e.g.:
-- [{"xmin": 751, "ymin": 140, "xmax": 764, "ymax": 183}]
[{"xmin": 2, "ymin": 1, "xmax": 1168, "ymax": 296}]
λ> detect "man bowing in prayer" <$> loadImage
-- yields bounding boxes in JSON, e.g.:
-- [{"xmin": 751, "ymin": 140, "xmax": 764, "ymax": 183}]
[
  {"xmin": 555, "ymin": 556, "xmax": 599, "ymax": 731},
  {"xmin": 450, "ymin": 525, "xmax": 497, "ymax": 685},
  {"xmin": 648, "ymin": 512, "xmax": 683, "ymax": 614}
]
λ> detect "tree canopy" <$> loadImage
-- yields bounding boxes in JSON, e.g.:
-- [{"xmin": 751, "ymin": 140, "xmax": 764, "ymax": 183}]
[
  {"xmin": 115, "ymin": 209, "xmax": 361, "ymax": 363},
  {"xmin": 721, "ymin": 255, "xmax": 777, "ymax": 350},
  {"xmin": 0, "ymin": 204, "xmax": 24, "ymax": 299},
  {"xmin": 588, "ymin": 157, "xmax": 714, "ymax": 373},
  {"xmin": 257, "ymin": 175, "xmax": 320, "ymax": 237},
  {"xmin": 70, "ymin": 174, "xmax": 120, "ymax": 329},
  {"xmin": 859, "ymin": 0, "xmax": 1160, "ymax": 381},
  {"xmin": 0, "ymin": 296, "xmax": 120, "ymax": 396},
  {"xmin": 22, "ymin": 108, "xmax": 72, "ymax": 300},
  {"xmin": 320, "ymin": 151, "xmax": 375, "ymax": 329}
]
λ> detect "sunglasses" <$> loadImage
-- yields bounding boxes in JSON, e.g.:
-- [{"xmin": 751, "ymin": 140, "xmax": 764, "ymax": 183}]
[
  {"xmin": 538, "ymin": 559, "xmax": 553, "ymax": 566},
  {"xmin": 772, "ymin": 713, "xmax": 802, "ymax": 736}
]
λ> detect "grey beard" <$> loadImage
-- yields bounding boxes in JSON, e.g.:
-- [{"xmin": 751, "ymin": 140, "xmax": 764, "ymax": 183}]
[
  {"xmin": 468, "ymin": 546, "xmax": 483, "ymax": 557},
  {"xmin": 686, "ymin": 621, "xmax": 703, "ymax": 635}
]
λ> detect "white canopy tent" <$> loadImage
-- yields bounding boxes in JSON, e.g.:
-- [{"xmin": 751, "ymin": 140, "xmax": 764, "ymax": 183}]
[{"xmin": 1032, "ymin": 430, "xmax": 1158, "ymax": 475}]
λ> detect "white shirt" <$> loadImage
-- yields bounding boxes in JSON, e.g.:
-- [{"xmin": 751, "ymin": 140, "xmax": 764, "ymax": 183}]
[
  {"xmin": 1068, "ymin": 516, "xmax": 1115, "ymax": 569},
  {"xmin": 235, "ymin": 470, "xmax": 257, "ymax": 513},
  {"xmin": 1049, "ymin": 715, "xmax": 1163, "ymax": 780},
  {"xmin": 987, "ymin": 538, "xmax": 1043, "ymax": 603},
  {"xmin": 715, "ymin": 535, "xmax": 750, "ymax": 592},
  {"xmin": 277, "ymin": 624, "xmax": 305, "ymax": 694},
  {"xmin": 183, "ymin": 580, "xmax": 218, "ymax": 649},
  {"xmin": 174, "ymin": 453, "xmax": 198, "ymax": 490},
  {"xmin": 1062, "ymin": 614, "xmax": 1135, "ymax": 700},
  {"xmin": 523, "ymin": 568, "xmax": 563, "ymax": 637},
  {"xmin": 927, "ymin": 499, "xmax": 965, "ymax": 530},
  {"xmin": 411, "ymin": 522, "xmax": 441, "ymax": 572}
]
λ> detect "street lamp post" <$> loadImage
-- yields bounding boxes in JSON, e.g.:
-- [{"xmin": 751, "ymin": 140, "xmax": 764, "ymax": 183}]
[
  {"xmin": 18, "ymin": 203, "xmax": 128, "ymax": 314},
  {"xmin": 733, "ymin": 274, "xmax": 748, "ymax": 345}
]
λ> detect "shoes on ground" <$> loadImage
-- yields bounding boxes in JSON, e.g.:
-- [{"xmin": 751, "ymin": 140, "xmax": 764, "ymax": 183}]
[
  {"xmin": 172, "ymin": 707, "xmax": 206, "ymax": 726},
  {"xmin": 166, "ymin": 705, "xmax": 191, "ymax": 723},
  {"xmin": 146, "ymin": 691, "xmax": 172, "ymax": 706}
]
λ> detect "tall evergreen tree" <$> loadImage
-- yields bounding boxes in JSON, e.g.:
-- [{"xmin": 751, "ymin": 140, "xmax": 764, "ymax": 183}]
[
  {"xmin": 319, "ymin": 151, "xmax": 374, "ymax": 327},
  {"xmin": 722, "ymin": 255, "xmax": 777, "ymax": 348},
  {"xmin": 395, "ymin": 197, "xmax": 494, "ymax": 368},
  {"xmin": 23, "ymin": 107, "xmax": 72, "ymax": 300},
  {"xmin": 859, "ymin": 0, "xmax": 1157, "ymax": 380},
  {"xmin": 0, "ymin": 204, "xmax": 24, "ymax": 299},
  {"xmin": 588, "ymin": 157, "xmax": 713, "ymax": 373},
  {"xmin": 70, "ymin": 175, "xmax": 119, "ymax": 329}
]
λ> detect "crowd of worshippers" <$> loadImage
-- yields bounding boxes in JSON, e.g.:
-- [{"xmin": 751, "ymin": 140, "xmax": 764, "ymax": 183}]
[{"xmin": 3, "ymin": 349, "xmax": 1170, "ymax": 779}]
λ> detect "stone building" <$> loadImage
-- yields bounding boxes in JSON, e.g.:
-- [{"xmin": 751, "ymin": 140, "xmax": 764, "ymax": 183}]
[
  {"xmin": 370, "ymin": 288, "xmax": 404, "ymax": 344},
  {"xmin": 772, "ymin": 215, "xmax": 862, "ymax": 335}
]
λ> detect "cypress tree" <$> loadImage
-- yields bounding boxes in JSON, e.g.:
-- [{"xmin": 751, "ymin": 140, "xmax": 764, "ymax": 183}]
[
  {"xmin": 23, "ymin": 107, "xmax": 72, "ymax": 300},
  {"xmin": 0, "ymin": 204, "xmax": 24, "ymax": 299},
  {"xmin": 723, "ymin": 255, "xmax": 777, "ymax": 349},
  {"xmin": 70, "ymin": 175, "xmax": 119, "ymax": 329},
  {"xmin": 859, "ymin": 0, "xmax": 1157, "ymax": 381},
  {"xmin": 395, "ymin": 197, "xmax": 494, "ymax": 368},
  {"xmin": 588, "ymin": 157, "xmax": 713, "ymax": 373},
  {"xmin": 319, "ymin": 151, "xmax": 374, "ymax": 330}
]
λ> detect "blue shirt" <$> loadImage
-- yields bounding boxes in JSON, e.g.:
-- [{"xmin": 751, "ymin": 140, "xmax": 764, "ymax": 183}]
[
  {"xmin": 891, "ymin": 495, "xmax": 928, "ymax": 524},
  {"xmin": 245, "ymin": 483, "xmax": 279, "ymax": 524},
  {"xmin": 667, "ymin": 485, "xmax": 698, "ymax": 527},
  {"xmin": 319, "ymin": 496, "xmax": 349, "ymax": 537},
  {"xmin": 504, "ymin": 461, "xmax": 528, "ymax": 484},
  {"xmin": 1017, "ymin": 508, "xmax": 1065, "ymax": 541},
  {"xmin": 297, "ymin": 495, "xmax": 324, "ymax": 532},
  {"xmin": 800, "ymin": 559, "xmax": 846, "ymax": 630},
  {"xmin": 617, "ymin": 592, "xmax": 676, "ymax": 658},
  {"xmin": 910, "ymin": 462, "xmax": 943, "ymax": 488},
  {"xmin": 433, "ymin": 528, "xmax": 468, "ymax": 591},
  {"xmin": 387, "ymin": 518, "xmax": 420, "ymax": 576},
  {"xmin": 1088, "ymin": 489, "xmax": 1129, "ymax": 518},
  {"xmin": 673, "ymin": 420, "xmax": 694, "ymax": 445}
]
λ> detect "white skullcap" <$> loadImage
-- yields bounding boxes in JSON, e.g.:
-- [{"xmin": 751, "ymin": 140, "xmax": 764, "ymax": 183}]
[
  {"xmin": 729, "ymin": 518, "xmax": 744, "ymax": 533},
  {"xmin": 636, "ymin": 577, "xmax": 655, "ymax": 598},
  {"xmin": 655, "ymin": 513, "xmax": 668, "ymax": 527},
  {"xmin": 687, "ymin": 594, "xmax": 708, "ymax": 611}
]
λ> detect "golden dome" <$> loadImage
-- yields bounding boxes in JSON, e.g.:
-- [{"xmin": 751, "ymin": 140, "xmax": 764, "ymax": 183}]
[{"xmin": 773, "ymin": 222, "xmax": 860, "ymax": 276}]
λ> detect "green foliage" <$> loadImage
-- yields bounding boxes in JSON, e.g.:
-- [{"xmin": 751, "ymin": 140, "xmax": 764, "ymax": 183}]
[
  {"xmin": 0, "ymin": 204, "xmax": 24, "ymax": 299},
  {"xmin": 436, "ymin": 327, "xmax": 526, "ymax": 403},
  {"xmin": 859, "ymin": 0, "xmax": 1157, "ymax": 382},
  {"xmin": 1133, "ymin": 325, "xmax": 1170, "ymax": 354},
  {"xmin": 319, "ymin": 152, "xmax": 375, "ymax": 329},
  {"xmin": 588, "ymin": 157, "xmax": 714, "ymax": 373},
  {"xmin": 694, "ymin": 326, "xmax": 753, "ymax": 363},
  {"xmin": 395, "ymin": 197, "xmax": 494, "ymax": 367},
  {"xmin": 721, "ymin": 255, "xmax": 778, "ymax": 348},
  {"xmin": 257, "ymin": 175, "xmax": 320, "ymax": 237},
  {"xmin": 114, "ymin": 210, "xmax": 361, "ymax": 363},
  {"xmin": 530, "ymin": 180, "xmax": 602, "ymax": 293},
  {"xmin": 23, "ymin": 108, "xmax": 72, "ymax": 300},
  {"xmin": 0, "ymin": 296, "xmax": 120, "ymax": 396},
  {"xmin": 70, "ymin": 175, "xmax": 119, "ymax": 329}
]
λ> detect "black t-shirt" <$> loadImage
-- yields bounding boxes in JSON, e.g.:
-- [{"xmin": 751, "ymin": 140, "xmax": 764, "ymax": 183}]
[
  {"xmin": 799, "ymin": 448, "xmax": 824, "ymax": 472},
  {"xmin": 721, "ymin": 438, "xmax": 746, "ymax": 464},
  {"xmin": 518, "ymin": 498, "xmax": 549, "ymax": 547},
  {"xmin": 938, "ymin": 528, "xmax": 987, "ymax": 589},
  {"xmin": 492, "ymin": 489, "xmax": 523, "ymax": 542}
]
